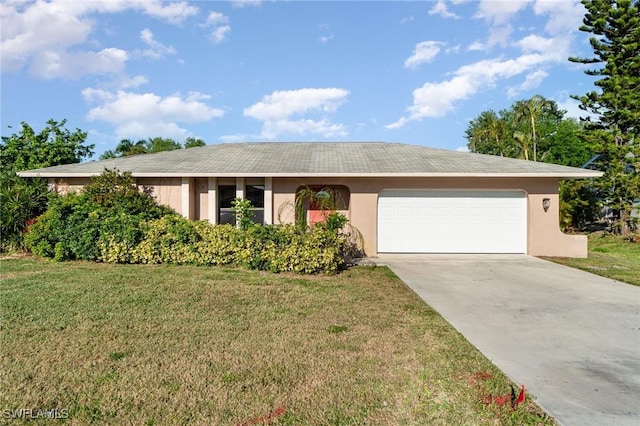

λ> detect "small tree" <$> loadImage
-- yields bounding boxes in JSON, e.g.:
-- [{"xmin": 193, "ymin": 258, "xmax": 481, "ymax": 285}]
[
  {"xmin": 231, "ymin": 198, "xmax": 255, "ymax": 230},
  {"xmin": 1, "ymin": 119, "xmax": 93, "ymax": 171},
  {"xmin": 0, "ymin": 119, "xmax": 94, "ymax": 251},
  {"xmin": 0, "ymin": 169, "xmax": 48, "ymax": 250}
]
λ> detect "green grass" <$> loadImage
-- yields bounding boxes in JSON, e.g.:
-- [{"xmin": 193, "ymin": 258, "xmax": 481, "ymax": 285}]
[
  {"xmin": 547, "ymin": 233, "xmax": 640, "ymax": 286},
  {"xmin": 1, "ymin": 257, "xmax": 553, "ymax": 425}
]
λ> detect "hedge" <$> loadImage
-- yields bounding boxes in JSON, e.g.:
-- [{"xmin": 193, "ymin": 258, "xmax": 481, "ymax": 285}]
[
  {"xmin": 97, "ymin": 216, "xmax": 347, "ymax": 274},
  {"xmin": 25, "ymin": 169, "xmax": 352, "ymax": 274}
]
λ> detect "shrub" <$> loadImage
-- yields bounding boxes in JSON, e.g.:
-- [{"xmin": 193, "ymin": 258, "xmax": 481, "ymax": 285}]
[
  {"xmin": 231, "ymin": 197, "xmax": 255, "ymax": 231},
  {"xmin": 25, "ymin": 169, "xmax": 175, "ymax": 261},
  {"xmin": 24, "ymin": 193, "xmax": 82, "ymax": 260},
  {"xmin": 192, "ymin": 222, "xmax": 241, "ymax": 266},
  {"xmin": 560, "ymin": 180, "xmax": 599, "ymax": 232},
  {"xmin": 103, "ymin": 219, "xmax": 347, "ymax": 274},
  {"xmin": 26, "ymin": 170, "xmax": 353, "ymax": 274},
  {"xmin": 84, "ymin": 168, "xmax": 173, "ymax": 218},
  {"xmin": 0, "ymin": 169, "xmax": 49, "ymax": 252},
  {"xmin": 131, "ymin": 215, "xmax": 202, "ymax": 265},
  {"xmin": 252, "ymin": 224, "xmax": 347, "ymax": 274}
]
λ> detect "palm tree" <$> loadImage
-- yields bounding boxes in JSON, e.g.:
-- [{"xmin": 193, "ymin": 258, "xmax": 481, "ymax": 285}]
[
  {"xmin": 513, "ymin": 95, "xmax": 553, "ymax": 161},
  {"xmin": 467, "ymin": 110, "xmax": 508, "ymax": 157},
  {"xmin": 513, "ymin": 130, "xmax": 531, "ymax": 161},
  {"xmin": 116, "ymin": 139, "xmax": 147, "ymax": 156}
]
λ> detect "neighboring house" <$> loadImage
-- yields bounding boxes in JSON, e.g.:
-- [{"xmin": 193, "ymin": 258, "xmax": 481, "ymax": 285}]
[{"xmin": 19, "ymin": 142, "xmax": 603, "ymax": 257}]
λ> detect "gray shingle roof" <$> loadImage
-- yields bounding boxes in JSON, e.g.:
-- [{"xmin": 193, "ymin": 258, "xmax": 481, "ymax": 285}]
[{"xmin": 18, "ymin": 142, "xmax": 602, "ymax": 178}]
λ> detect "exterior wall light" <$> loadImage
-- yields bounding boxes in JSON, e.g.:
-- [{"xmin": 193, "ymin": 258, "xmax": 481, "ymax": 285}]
[{"xmin": 542, "ymin": 198, "xmax": 550, "ymax": 212}]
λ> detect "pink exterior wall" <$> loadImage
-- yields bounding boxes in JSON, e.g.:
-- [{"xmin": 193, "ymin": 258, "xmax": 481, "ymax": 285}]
[
  {"xmin": 137, "ymin": 178, "xmax": 183, "ymax": 215},
  {"xmin": 48, "ymin": 178, "xmax": 92, "ymax": 194},
  {"xmin": 273, "ymin": 177, "xmax": 587, "ymax": 258},
  {"xmin": 52, "ymin": 177, "xmax": 185, "ymax": 215}
]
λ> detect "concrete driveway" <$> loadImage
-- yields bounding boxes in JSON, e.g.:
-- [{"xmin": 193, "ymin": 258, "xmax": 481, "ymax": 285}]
[{"xmin": 378, "ymin": 254, "xmax": 640, "ymax": 426}]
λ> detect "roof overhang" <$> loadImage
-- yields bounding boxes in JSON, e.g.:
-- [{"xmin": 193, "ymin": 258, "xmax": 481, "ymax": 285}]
[{"xmin": 18, "ymin": 171, "xmax": 605, "ymax": 179}]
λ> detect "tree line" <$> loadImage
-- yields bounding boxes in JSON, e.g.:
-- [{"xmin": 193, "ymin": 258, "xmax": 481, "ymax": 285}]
[
  {"xmin": 465, "ymin": 96, "xmax": 592, "ymax": 168},
  {"xmin": 100, "ymin": 136, "xmax": 205, "ymax": 159}
]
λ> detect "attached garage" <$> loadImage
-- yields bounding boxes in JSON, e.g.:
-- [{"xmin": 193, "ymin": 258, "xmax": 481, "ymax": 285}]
[{"xmin": 377, "ymin": 190, "xmax": 527, "ymax": 254}]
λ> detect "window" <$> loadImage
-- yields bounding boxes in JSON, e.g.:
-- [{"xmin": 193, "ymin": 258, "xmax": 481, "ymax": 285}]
[
  {"xmin": 295, "ymin": 185, "xmax": 350, "ymax": 226},
  {"xmin": 217, "ymin": 183, "xmax": 265, "ymax": 225},
  {"xmin": 218, "ymin": 185, "xmax": 236, "ymax": 225},
  {"xmin": 246, "ymin": 184, "xmax": 264, "ymax": 225}
]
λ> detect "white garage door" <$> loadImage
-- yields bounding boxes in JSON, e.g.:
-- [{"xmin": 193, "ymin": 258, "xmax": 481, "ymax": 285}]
[{"xmin": 378, "ymin": 190, "xmax": 527, "ymax": 253}]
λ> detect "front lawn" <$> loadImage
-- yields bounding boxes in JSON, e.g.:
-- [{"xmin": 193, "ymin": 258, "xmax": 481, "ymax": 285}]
[
  {"xmin": 0, "ymin": 258, "xmax": 553, "ymax": 425},
  {"xmin": 547, "ymin": 233, "xmax": 640, "ymax": 286}
]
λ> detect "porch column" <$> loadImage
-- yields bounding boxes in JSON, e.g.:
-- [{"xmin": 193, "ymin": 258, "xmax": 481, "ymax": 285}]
[
  {"xmin": 208, "ymin": 177, "xmax": 217, "ymax": 224},
  {"xmin": 264, "ymin": 177, "xmax": 273, "ymax": 225},
  {"xmin": 236, "ymin": 177, "xmax": 245, "ymax": 199},
  {"xmin": 181, "ymin": 177, "xmax": 191, "ymax": 219}
]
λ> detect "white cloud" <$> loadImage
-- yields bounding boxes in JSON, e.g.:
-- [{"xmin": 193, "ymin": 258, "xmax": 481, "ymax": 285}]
[
  {"xmin": 0, "ymin": 0, "xmax": 197, "ymax": 78},
  {"xmin": 82, "ymin": 88, "xmax": 224, "ymax": 140},
  {"xmin": 520, "ymin": 68, "xmax": 549, "ymax": 89},
  {"xmin": 319, "ymin": 34, "xmax": 334, "ymax": 43},
  {"xmin": 1, "ymin": 1, "xmax": 93, "ymax": 72},
  {"xmin": 468, "ymin": 25, "xmax": 513, "ymax": 52},
  {"xmin": 203, "ymin": 11, "xmax": 231, "ymax": 43},
  {"xmin": 429, "ymin": 1, "xmax": 460, "ymax": 19},
  {"xmin": 318, "ymin": 24, "xmax": 334, "ymax": 43},
  {"xmin": 260, "ymin": 119, "xmax": 347, "ymax": 140},
  {"xmin": 456, "ymin": 146, "xmax": 470, "ymax": 152},
  {"xmin": 487, "ymin": 24, "xmax": 512, "ymax": 47},
  {"xmin": 210, "ymin": 25, "xmax": 231, "ymax": 44},
  {"xmin": 468, "ymin": 40, "xmax": 487, "ymax": 51},
  {"xmin": 244, "ymin": 88, "xmax": 349, "ymax": 139},
  {"xmin": 231, "ymin": 0, "xmax": 262, "ymax": 8},
  {"xmin": 404, "ymin": 41, "xmax": 443, "ymax": 69},
  {"xmin": 30, "ymin": 48, "xmax": 129, "ymax": 79},
  {"xmin": 139, "ymin": 28, "xmax": 176, "ymax": 59},
  {"xmin": 138, "ymin": 1, "xmax": 198, "ymax": 25},
  {"xmin": 515, "ymin": 34, "xmax": 555, "ymax": 53},
  {"xmin": 446, "ymin": 44, "xmax": 461, "ymax": 54},
  {"xmin": 205, "ymin": 11, "xmax": 229, "ymax": 26},
  {"xmin": 533, "ymin": 0, "xmax": 586, "ymax": 34},
  {"xmin": 514, "ymin": 32, "xmax": 572, "ymax": 65},
  {"xmin": 475, "ymin": 0, "xmax": 532, "ymax": 24},
  {"xmin": 507, "ymin": 69, "xmax": 549, "ymax": 97},
  {"xmin": 387, "ymin": 51, "xmax": 562, "ymax": 128},
  {"xmin": 113, "ymin": 75, "xmax": 149, "ymax": 89},
  {"xmin": 400, "ymin": 16, "xmax": 414, "ymax": 24}
]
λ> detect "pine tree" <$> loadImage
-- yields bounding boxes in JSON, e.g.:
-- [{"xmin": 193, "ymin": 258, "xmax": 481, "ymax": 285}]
[{"xmin": 569, "ymin": 0, "xmax": 640, "ymax": 233}]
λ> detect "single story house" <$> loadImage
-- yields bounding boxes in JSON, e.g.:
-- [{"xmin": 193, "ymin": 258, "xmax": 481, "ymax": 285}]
[{"xmin": 19, "ymin": 142, "xmax": 603, "ymax": 257}]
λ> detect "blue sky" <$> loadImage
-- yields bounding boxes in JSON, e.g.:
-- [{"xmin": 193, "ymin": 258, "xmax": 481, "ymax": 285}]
[{"xmin": 1, "ymin": 0, "xmax": 596, "ymax": 159}]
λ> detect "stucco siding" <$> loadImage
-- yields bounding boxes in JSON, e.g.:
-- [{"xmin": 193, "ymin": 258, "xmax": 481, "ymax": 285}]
[
  {"xmin": 137, "ymin": 178, "xmax": 183, "ymax": 215},
  {"xmin": 273, "ymin": 177, "xmax": 586, "ymax": 257},
  {"xmin": 45, "ymin": 174, "xmax": 586, "ymax": 258},
  {"xmin": 48, "ymin": 178, "xmax": 91, "ymax": 194}
]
